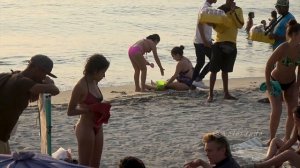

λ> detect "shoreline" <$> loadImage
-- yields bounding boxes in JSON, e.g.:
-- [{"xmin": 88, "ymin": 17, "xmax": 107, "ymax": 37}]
[{"xmin": 52, "ymin": 76, "xmax": 265, "ymax": 104}]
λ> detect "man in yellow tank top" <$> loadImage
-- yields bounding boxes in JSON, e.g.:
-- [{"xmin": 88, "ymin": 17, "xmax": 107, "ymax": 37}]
[{"xmin": 207, "ymin": 0, "xmax": 244, "ymax": 102}]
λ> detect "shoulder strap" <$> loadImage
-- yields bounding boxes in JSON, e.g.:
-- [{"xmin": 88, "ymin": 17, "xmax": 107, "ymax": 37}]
[{"xmin": 264, "ymin": 13, "xmax": 289, "ymax": 35}]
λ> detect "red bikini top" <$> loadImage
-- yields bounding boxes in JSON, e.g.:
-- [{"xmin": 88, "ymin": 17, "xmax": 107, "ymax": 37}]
[{"xmin": 83, "ymin": 77, "xmax": 103, "ymax": 105}]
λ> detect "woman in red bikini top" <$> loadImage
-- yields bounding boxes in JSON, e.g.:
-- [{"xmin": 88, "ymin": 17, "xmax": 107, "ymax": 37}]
[{"xmin": 67, "ymin": 54, "xmax": 110, "ymax": 168}]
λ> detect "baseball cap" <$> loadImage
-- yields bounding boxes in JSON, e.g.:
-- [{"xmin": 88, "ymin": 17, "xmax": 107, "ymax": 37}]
[
  {"xmin": 29, "ymin": 54, "xmax": 57, "ymax": 78},
  {"xmin": 275, "ymin": 0, "xmax": 289, "ymax": 7}
]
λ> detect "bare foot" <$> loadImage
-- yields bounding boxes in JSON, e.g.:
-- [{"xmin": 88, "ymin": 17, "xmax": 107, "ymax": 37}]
[
  {"xmin": 224, "ymin": 94, "xmax": 238, "ymax": 100},
  {"xmin": 207, "ymin": 95, "xmax": 214, "ymax": 103},
  {"xmin": 135, "ymin": 88, "xmax": 141, "ymax": 92}
]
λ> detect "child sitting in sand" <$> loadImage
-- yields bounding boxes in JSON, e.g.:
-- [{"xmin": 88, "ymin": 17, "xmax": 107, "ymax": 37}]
[{"xmin": 252, "ymin": 106, "xmax": 300, "ymax": 168}]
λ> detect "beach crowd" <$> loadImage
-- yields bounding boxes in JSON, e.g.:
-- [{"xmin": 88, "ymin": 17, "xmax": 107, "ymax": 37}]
[{"xmin": 1, "ymin": 0, "xmax": 300, "ymax": 167}]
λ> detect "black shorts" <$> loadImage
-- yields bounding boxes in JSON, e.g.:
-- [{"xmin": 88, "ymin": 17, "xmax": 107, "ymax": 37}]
[{"xmin": 209, "ymin": 42, "xmax": 237, "ymax": 73}]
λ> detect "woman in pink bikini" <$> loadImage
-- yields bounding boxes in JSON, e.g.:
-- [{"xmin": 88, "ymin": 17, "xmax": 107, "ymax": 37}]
[
  {"xmin": 67, "ymin": 54, "xmax": 110, "ymax": 167},
  {"xmin": 128, "ymin": 34, "xmax": 165, "ymax": 92}
]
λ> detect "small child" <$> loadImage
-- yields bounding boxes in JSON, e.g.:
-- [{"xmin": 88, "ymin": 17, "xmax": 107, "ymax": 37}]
[
  {"xmin": 245, "ymin": 12, "xmax": 255, "ymax": 34},
  {"xmin": 261, "ymin": 20, "xmax": 267, "ymax": 30},
  {"xmin": 268, "ymin": 10, "xmax": 277, "ymax": 27}
]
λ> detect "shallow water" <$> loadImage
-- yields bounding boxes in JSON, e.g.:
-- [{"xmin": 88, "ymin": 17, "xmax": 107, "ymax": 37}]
[{"xmin": 0, "ymin": 0, "xmax": 299, "ymax": 91}]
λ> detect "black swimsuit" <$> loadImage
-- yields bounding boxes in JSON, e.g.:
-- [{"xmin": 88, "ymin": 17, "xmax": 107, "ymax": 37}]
[
  {"xmin": 270, "ymin": 76, "xmax": 295, "ymax": 91},
  {"xmin": 176, "ymin": 70, "xmax": 192, "ymax": 87}
]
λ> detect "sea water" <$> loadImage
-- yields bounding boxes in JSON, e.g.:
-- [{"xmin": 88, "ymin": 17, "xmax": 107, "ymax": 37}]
[{"xmin": 0, "ymin": 0, "xmax": 299, "ymax": 91}]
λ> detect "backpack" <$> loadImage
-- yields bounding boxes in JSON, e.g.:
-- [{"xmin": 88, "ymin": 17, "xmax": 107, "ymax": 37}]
[
  {"xmin": 0, "ymin": 70, "xmax": 20, "ymax": 90},
  {"xmin": 0, "ymin": 73, "xmax": 12, "ymax": 89}
]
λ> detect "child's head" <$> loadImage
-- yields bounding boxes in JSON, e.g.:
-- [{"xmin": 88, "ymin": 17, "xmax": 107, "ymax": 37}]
[
  {"xmin": 248, "ymin": 12, "xmax": 254, "ymax": 18},
  {"xmin": 146, "ymin": 34, "xmax": 160, "ymax": 44},
  {"xmin": 119, "ymin": 156, "xmax": 146, "ymax": 168},
  {"xmin": 271, "ymin": 10, "xmax": 277, "ymax": 18},
  {"xmin": 171, "ymin": 45, "xmax": 184, "ymax": 60},
  {"xmin": 261, "ymin": 20, "xmax": 267, "ymax": 26}
]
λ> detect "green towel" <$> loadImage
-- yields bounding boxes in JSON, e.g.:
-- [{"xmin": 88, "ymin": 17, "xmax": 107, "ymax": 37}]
[{"xmin": 259, "ymin": 80, "xmax": 282, "ymax": 97}]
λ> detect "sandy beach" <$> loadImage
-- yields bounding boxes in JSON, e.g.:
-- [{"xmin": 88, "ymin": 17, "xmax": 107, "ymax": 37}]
[{"xmin": 9, "ymin": 77, "xmax": 292, "ymax": 167}]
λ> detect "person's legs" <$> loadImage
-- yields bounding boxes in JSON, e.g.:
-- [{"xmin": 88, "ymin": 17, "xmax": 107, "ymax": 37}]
[
  {"xmin": 208, "ymin": 72, "xmax": 217, "ymax": 102},
  {"xmin": 267, "ymin": 93, "xmax": 283, "ymax": 146},
  {"xmin": 221, "ymin": 72, "xmax": 237, "ymax": 100},
  {"xmin": 140, "ymin": 65, "xmax": 147, "ymax": 92},
  {"xmin": 207, "ymin": 44, "xmax": 221, "ymax": 102},
  {"xmin": 264, "ymin": 138, "xmax": 285, "ymax": 160},
  {"xmin": 166, "ymin": 82, "xmax": 190, "ymax": 91},
  {"xmin": 283, "ymin": 83, "xmax": 298, "ymax": 141},
  {"xmin": 221, "ymin": 44, "xmax": 237, "ymax": 100},
  {"xmin": 75, "ymin": 122, "xmax": 95, "ymax": 166},
  {"xmin": 129, "ymin": 58, "xmax": 141, "ymax": 92},
  {"xmin": 131, "ymin": 55, "xmax": 147, "ymax": 92},
  {"xmin": 90, "ymin": 127, "xmax": 103, "ymax": 168},
  {"xmin": 255, "ymin": 150, "xmax": 300, "ymax": 168},
  {"xmin": 198, "ymin": 46, "xmax": 212, "ymax": 80},
  {"xmin": 0, "ymin": 140, "xmax": 10, "ymax": 154},
  {"xmin": 192, "ymin": 43, "xmax": 205, "ymax": 81}
]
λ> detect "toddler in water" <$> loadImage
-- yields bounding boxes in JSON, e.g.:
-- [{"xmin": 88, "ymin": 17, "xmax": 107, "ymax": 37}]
[
  {"xmin": 261, "ymin": 20, "xmax": 267, "ymax": 30},
  {"xmin": 268, "ymin": 10, "xmax": 277, "ymax": 27},
  {"xmin": 245, "ymin": 12, "xmax": 255, "ymax": 34}
]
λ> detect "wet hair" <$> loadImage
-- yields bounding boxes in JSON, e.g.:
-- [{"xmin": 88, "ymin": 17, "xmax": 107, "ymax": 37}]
[
  {"xmin": 248, "ymin": 12, "xmax": 254, "ymax": 18},
  {"xmin": 202, "ymin": 132, "xmax": 232, "ymax": 157},
  {"xmin": 146, "ymin": 34, "xmax": 160, "ymax": 43},
  {"xmin": 286, "ymin": 19, "xmax": 300, "ymax": 38},
  {"xmin": 171, "ymin": 45, "xmax": 184, "ymax": 56},
  {"xmin": 83, "ymin": 53, "xmax": 110, "ymax": 75},
  {"xmin": 293, "ymin": 106, "xmax": 300, "ymax": 118},
  {"xmin": 119, "ymin": 156, "xmax": 146, "ymax": 168}
]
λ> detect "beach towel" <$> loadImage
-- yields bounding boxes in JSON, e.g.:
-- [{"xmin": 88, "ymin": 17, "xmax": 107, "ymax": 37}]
[{"xmin": 259, "ymin": 80, "xmax": 282, "ymax": 97}]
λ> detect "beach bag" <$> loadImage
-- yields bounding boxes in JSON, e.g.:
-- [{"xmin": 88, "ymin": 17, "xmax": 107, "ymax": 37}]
[{"xmin": 218, "ymin": 42, "xmax": 236, "ymax": 54}]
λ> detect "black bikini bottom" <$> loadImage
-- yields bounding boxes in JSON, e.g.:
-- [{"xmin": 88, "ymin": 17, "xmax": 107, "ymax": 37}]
[{"xmin": 270, "ymin": 76, "xmax": 295, "ymax": 91}]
